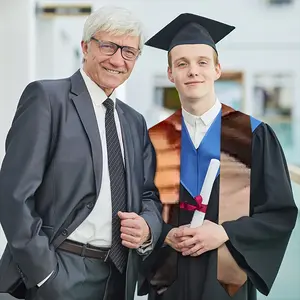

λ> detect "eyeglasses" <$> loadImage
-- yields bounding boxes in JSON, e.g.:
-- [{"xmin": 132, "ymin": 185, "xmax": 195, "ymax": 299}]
[{"xmin": 90, "ymin": 37, "xmax": 140, "ymax": 61}]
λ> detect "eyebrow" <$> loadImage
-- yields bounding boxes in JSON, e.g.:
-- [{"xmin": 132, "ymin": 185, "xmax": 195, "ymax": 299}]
[
  {"xmin": 174, "ymin": 56, "xmax": 211, "ymax": 64},
  {"xmin": 96, "ymin": 38, "xmax": 139, "ymax": 50}
]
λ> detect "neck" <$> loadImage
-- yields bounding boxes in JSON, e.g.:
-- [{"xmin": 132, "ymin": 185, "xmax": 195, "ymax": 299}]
[
  {"xmin": 83, "ymin": 65, "xmax": 114, "ymax": 96},
  {"xmin": 102, "ymin": 87, "xmax": 114, "ymax": 97},
  {"xmin": 181, "ymin": 93, "xmax": 216, "ymax": 116}
]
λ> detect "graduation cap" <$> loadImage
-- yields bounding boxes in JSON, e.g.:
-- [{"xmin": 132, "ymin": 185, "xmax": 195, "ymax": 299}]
[{"xmin": 145, "ymin": 13, "xmax": 235, "ymax": 53}]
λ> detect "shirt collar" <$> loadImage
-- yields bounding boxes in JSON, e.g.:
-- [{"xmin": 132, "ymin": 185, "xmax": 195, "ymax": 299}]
[
  {"xmin": 182, "ymin": 99, "xmax": 221, "ymax": 127},
  {"xmin": 80, "ymin": 68, "xmax": 116, "ymax": 107}
]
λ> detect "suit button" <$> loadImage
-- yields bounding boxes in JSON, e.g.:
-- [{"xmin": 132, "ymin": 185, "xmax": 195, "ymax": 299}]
[
  {"xmin": 62, "ymin": 229, "xmax": 68, "ymax": 236},
  {"xmin": 86, "ymin": 202, "xmax": 94, "ymax": 209}
]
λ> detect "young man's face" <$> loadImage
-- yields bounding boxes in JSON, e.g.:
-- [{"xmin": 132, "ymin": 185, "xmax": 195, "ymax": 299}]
[{"xmin": 168, "ymin": 44, "xmax": 221, "ymax": 102}]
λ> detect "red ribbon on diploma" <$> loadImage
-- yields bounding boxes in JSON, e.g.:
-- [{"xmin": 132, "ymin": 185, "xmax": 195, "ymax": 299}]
[{"xmin": 179, "ymin": 195, "xmax": 207, "ymax": 213}]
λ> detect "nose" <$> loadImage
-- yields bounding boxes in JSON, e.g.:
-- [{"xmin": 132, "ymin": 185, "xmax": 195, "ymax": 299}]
[
  {"xmin": 187, "ymin": 64, "xmax": 199, "ymax": 77},
  {"xmin": 109, "ymin": 48, "xmax": 125, "ymax": 68}
]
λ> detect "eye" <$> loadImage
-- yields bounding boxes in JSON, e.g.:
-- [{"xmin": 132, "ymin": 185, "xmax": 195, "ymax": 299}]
[
  {"xmin": 177, "ymin": 62, "xmax": 187, "ymax": 67},
  {"xmin": 199, "ymin": 61, "xmax": 208, "ymax": 66},
  {"xmin": 100, "ymin": 42, "xmax": 116, "ymax": 54},
  {"xmin": 123, "ymin": 48, "xmax": 137, "ymax": 59}
]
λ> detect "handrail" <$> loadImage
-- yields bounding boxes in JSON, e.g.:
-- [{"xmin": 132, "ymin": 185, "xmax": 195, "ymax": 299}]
[{"xmin": 289, "ymin": 164, "xmax": 300, "ymax": 185}]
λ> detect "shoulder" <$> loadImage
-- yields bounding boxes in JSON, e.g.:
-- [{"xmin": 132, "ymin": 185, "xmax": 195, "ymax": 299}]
[
  {"xmin": 149, "ymin": 110, "xmax": 181, "ymax": 134},
  {"xmin": 36, "ymin": 77, "xmax": 71, "ymax": 98},
  {"xmin": 222, "ymin": 105, "xmax": 263, "ymax": 134},
  {"xmin": 21, "ymin": 77, "xmax": 71, "ymax": 107},
  {"xmin": 26, "ymin": 76, "xmax": 71, "ymax": 92},
  {"xmin": 149, "ymin": 110, "xmax": 181, "ymax": 150},
  {"xmin": 230, "ymin": 110, "xmax": 280, "ymax": 149},
  {"xmin": 252, "ymin": 121, "xmax": 279, "ymax": 145}
]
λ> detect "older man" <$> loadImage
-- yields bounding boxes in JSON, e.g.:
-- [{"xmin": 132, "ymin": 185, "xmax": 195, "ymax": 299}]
[{"xmin": 0, "ymin": 6, "xmax": 162, "ymax": 300}]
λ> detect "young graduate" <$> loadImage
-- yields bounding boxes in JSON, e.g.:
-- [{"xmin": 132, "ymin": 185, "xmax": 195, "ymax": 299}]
[{"xmin": 138, "ymin": 13, "xmax": 298, "ymax": 300}]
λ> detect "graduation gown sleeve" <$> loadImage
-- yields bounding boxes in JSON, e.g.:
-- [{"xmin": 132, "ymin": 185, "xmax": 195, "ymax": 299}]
[
  {"xmin": 158, "ymin": 222, "xmax": 173, "ymax": 247},
  {"xmin": 222, "ymin": 122, "xmax": 298, "ymax": 295}
]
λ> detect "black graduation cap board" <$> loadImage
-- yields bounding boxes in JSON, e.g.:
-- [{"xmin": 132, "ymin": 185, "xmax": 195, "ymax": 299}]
[{"xmin": 145, "ymin": 13, "xmax": 235, "ymax": 53}]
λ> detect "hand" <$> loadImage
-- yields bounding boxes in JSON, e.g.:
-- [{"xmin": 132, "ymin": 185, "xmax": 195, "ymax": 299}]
[
  {"xmin": 176, "ymin": 220, "xmax": 229, "ymax": 257},
  {"xmin": 118, "ymin": 212, "xmax": 150, "ymax": 249},
  {"xmin": 165, "ymin": 225, "xmax": 192, "ymax": 252}
]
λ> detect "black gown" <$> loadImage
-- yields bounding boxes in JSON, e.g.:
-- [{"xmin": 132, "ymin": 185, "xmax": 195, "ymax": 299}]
[{"xmin": 140, "ymin": 121, "xmax": 298, "ymax": 300}]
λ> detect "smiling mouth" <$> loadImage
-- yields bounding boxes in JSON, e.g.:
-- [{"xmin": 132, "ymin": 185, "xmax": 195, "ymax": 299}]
[
  {"xmin": 185, "ymin": 81, "xmax": 204, "ymax": 85},
  {"xmin": 103, "ymin": 67, "xmax": 124, "ymax": 74}
]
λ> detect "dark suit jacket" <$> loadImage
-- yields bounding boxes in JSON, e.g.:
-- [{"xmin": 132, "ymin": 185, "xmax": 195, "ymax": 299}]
[{"xmin": 0, "ymin": 70, "xmax": 162, "ymax": 299}]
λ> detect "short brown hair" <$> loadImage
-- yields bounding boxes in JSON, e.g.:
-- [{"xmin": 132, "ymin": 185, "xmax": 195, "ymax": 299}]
[{"xmin": 168, "ymin": 50, "xmax": 219, "ymax": 68}]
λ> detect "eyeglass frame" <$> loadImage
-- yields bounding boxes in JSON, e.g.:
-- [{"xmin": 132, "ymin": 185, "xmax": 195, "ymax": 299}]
[{"xmin": 90, "ymin": 37, "xmax": 141, "ymax": 61}]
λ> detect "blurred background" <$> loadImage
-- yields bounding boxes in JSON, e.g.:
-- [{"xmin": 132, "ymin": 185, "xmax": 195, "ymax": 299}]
[{"xmin": 0, "ymin": 0, "xmax": 299, "ymax": 299}]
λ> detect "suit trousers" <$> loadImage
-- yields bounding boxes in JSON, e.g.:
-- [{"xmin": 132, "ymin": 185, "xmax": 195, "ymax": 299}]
[{"xmin": 25, "ymin": 248, "xmax": 126, "ymax": 300}]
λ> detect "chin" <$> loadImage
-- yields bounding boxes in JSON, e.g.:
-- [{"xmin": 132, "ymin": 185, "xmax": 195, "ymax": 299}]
[
  {"xmin": 186, "ymin": 91, "xmax": 208, "ymax": 100},
  {"xmin": 183, "ymin": 86, "xmax": 205, "ymax": 97},
  {"xmin": 102, "ymin": 79, "xmax": 124, "ymax": 90}
]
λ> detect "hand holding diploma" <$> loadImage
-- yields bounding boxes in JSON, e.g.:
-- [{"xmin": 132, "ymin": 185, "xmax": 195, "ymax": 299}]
[
  {"xmin": 176, "ymin": 220, "xmax": 229, "ymax": 256},
  {"xmin": 176, "ymin": 159, "xmax": 229, "ymax": 256}
]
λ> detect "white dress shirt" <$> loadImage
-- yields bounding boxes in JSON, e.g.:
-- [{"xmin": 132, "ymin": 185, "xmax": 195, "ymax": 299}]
[{"xmin": 182, "ymin": 99, "xmax": 222, "ymax": 148}]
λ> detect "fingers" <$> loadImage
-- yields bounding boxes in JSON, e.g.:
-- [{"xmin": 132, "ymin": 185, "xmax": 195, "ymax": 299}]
[
  {"xmin": 178, "ymin": 236, "xmax": 191, "ymax": 243},
  {"xmin": 120, "ymin": 220, "xmax": 142, "ymax": 243},
  {"xmin": 180, "ymin": 247, "xmax": 192, "ymax": 253},
  {"xmin": 182, "ymin": 243, "xmax": 203, "ymax": 256},
  {"xmin": 190, "ymin": 247, "xmax": 207, "ymax": 257},
  {"xmin": 178, "ymin": 236, "xmax": 197, "ymax": 249},
  {"xmin": 121, "ymin": 240, "xmax": 139, "ymax": 249},
  {"xmin": 121, "ymin": 233, "xmax": 140, "ymax": 245},
  {"xmin": 118, "ymin": 211, "xmax": 138, "ymax": 219},
  {"xmin": 120, "ymin": 228, "xmax": 143, "ymax": 249},
  {"xmin": 177, "ymin": 226, "xmax": 192, "ymax": 242},
  {"xmin": 120, "ymin": 216, "xmax": 146, "ymax": 249},
  {"xmin": 175, "ymin": 227, "xmax": 196, "ymax": 238},
  {"xmin": 120, "ymin": 226, "xmax": 141, "ymax": 237},
  {"xmin": 121, "ymin": 218, "xmax": 141, "ymax": 229}
]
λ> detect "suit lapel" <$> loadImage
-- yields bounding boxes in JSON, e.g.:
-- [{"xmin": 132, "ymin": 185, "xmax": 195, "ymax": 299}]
[
  {"xmin": 70, "ymin": 70, "xmax": 103, "ymax": 196},
  {"xmin": 116, "ymin": 100, "xmax": 134, "ymax": 212}
]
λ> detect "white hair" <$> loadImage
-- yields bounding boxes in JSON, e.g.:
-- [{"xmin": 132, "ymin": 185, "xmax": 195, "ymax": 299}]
[{"xmin": 82, "ymin": 6, "xmax": 146, "ymax": 51}]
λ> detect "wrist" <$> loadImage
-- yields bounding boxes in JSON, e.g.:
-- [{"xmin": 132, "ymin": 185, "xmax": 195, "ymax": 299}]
[
  {"xmin": 219, "ymin": 225, "xmax": 229, "ymax": 243},
  {"xmin": 143, "ymin": 224, "xmax": 151, "ymax": 243}
]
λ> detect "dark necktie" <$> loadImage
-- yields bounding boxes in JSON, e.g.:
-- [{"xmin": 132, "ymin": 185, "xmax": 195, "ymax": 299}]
[{"xmin": 103, "ymin": 98, "xmax": 127, "ymax": 273}]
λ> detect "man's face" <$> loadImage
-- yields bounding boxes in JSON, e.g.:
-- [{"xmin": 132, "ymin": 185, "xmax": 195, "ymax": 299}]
[
  {"xmin": 81, "ymin": 31, "xmax": 140, "ymax": 95},
  {"xmin": 168, "ymin": 44, "xmax": 221, "ymax": 102}
]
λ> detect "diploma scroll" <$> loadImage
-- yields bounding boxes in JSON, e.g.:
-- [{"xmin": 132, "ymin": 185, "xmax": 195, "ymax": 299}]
[{"xmin": 190, "ymin": 158, "xmax": 220, "ymax": 228}]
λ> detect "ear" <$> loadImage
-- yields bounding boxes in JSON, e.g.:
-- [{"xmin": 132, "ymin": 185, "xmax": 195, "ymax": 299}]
[
  {"xmin": 215, "ymin": 63, "xmax": 222, "ymax": 81},
  {"xmin": 81, "ymin": 41, "xmax": 89, "ymax": 59},
  {"xmin": 168, "ymin": 66, "xmax": 174, "ymax": 83}
]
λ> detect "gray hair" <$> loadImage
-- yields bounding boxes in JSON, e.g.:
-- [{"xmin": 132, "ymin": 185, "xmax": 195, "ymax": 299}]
[{"xmin": 82, "ymin": 6, "xmax": 146, "ymax": 51}]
